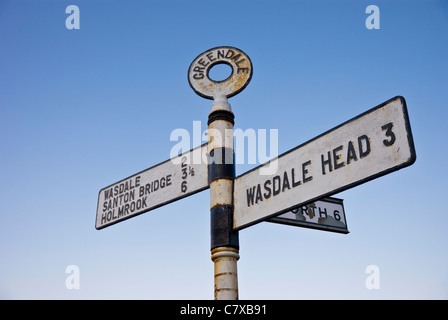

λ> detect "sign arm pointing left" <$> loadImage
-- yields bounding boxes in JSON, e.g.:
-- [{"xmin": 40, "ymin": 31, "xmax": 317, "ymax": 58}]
[{"xmin": 95, "ymin": 143, "xmax": 209, "ymax": 230}]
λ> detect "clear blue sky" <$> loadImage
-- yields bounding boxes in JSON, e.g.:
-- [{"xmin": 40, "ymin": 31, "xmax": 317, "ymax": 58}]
[{"xmin": 1, "ymin": 0, "xmax": 447, "ymax": 299}]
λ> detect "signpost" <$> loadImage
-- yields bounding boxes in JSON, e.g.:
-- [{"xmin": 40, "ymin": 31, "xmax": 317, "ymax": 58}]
[
  {"xmin": 268, "ymin": 197, "xmax": 348, "ymax": 234},
  {"xmin": 233, "ymin": 96, "xmax": 416, "ymax": 230},
  {"xmin": 95, "ymin": 46, "xmax": 416, "ymax": 300},
  {"xmin": 95, "ymin": 143, "xmax": 208, "ymax": 230}
]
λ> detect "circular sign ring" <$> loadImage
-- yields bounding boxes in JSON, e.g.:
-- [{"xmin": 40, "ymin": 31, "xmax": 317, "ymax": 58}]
[
  {"xmin": 188, "ymin": 46, "xmax": 253, "ymax": 100},
  {"xmin": 206, "ymin": 61, "xmax": 234, "ymax": 84}
]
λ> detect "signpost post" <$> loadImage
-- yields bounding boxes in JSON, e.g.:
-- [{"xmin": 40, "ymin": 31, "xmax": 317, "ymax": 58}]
[
  {"xmin": 188, "ymin": 46, "xmax": 253, "ymax": 300},
  {"xmin": 96, "ymin": 46, "xmax": 416, "ymax": 300}
]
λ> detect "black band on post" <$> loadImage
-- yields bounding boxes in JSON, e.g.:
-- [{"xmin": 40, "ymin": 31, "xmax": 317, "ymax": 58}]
[
  {"xmin": 207, "ymin": 110, "xmax": 235, "ymax": 126},
  {"xmin": 210, "ymin": 205, "xmax": 239, "ymax": 250},
  {"xmin": 208, "ymin": 148, "xmax": 235, "ymax": 183}
]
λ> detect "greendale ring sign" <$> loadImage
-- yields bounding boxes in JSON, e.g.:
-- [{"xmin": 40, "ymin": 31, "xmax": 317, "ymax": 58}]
[{"xmin": 188, "ymin": 46, "xmax": 253, "ymax": 100}]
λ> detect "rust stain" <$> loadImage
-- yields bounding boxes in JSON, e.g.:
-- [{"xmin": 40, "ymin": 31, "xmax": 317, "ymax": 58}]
[
  {"xmin": 308, "ymin": 206, "xmax": 314, "ymax": 219},
  {"xmin": 215, "ymin": 272, "xmax": 236, "ymax": 277}
]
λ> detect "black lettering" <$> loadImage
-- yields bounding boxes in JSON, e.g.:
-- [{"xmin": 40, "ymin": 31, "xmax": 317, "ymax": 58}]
[
  {"xmin": 235, "ymin": 58, "xmax": 245, "ymax": 67},
  {"xmin": 346, "ymin": 140, "xmax": 358, "ymax": 164},
  {"xmin": 321, "ymin": 151, "xmax": 332, "ymax": 175},
  {"xmin": 181, "ymin": 180, "xmax": 187, "ymax": 193},
  {"xmin": 333, "ymin": 145, "xmax": 345, "ymax": 170},
  {"xmin": 358, "ymin": 135, "xmax": 371, "ymax": 158},
  {"xmin": 381, "ymin": 122, "xmax": 396, "ymax": 146},
  {"xmin": 206, "ymin": 52, "xmax": 216, "ymax": 62},
  {"xmin": 263, "ymin": 180, "xmax": 272, "ymax": 199},
  {"xmin": 225, "ymin": 49, "xmax": 235, "ymax": 59},
  {"xmin": 255, "ymin": 184, "xmax": 263, "ymax": 203},
  {"xmin": 246, "ymin": 186, "xmax": 255, "ymax": 207},
  {"xmin": 193, "ymin": 66, "xmax": 204, "ymax": 73},
  {"xmin": 103, "ymin": 200, "xmax": 110, "ymax": 212},
  {"xmin": 302, "ymin": 160, "xmax": 313, "ymax": 183},
  {"xmin": 318, "ymin": 207, "xmax": 328, "ymax": 218},
  {"xmin": 237, "ymin": 68, "xmax": 249, "ymax": 74},
  {"xmin": 291, "ymin": 168, "xmax": 301, "ymax": 187},
  {"xmin": 334, "ymin": 210, "xmax": 341, "ymax": 220},
  {"xmin": 101, "ymin": 213, "xmax": 107, "ymax": 224},
  {"xmin": 121, "ymin": 190, "xmax": 134, "ymax": 203},
  {"xmin": 104, "ymin": 188, "xmax": 112, "ymax": 199},
  {"xmin": 282, "ymin": 171, "xmax": 290, "ymax": 192},
  {"xmin": 193, "ymin": 73, "xmax": 204, "ymax": 80},
  {"xmin": 272, "ymin": 175, "xmax": 281, "ymax": 196},
  {"xmin": 198, "ymin": 58, "xmax": 209, "ymax": 67},
  {"xmin": 166, "ymin": 174, "xmax": 172, "ymax": 186},
  {"xmin": 118, "ymin": 206, "xmax": 125, "ymax": 218},
  {"xmin": 135, "ymin": 176, "xmax": 141, "ymax": 188},
  {"xmin": 160, "ymin": 177, "xmax": 166, "ymax": 188},
  {"xmin": 230, "ymin": 53, "xmax": 242, "ymax": 62},
  {"xmin": 217, "ymin": 50, "xmax": 225, "ymax": 59}
]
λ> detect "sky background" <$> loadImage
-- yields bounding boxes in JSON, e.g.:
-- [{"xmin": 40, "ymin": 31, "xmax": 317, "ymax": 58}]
[{"xmin": 1, "ymin": 0, "xmax": 447, "ymax": 299}]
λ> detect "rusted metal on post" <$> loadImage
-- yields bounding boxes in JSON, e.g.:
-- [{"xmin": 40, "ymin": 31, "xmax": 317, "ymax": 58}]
[{"xmin": 188, "ymin": 46, "xmax": 253, "ymax": 300}]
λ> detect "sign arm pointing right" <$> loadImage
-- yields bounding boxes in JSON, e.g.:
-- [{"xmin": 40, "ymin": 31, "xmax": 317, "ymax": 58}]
[{"xmin": 233, "ymin": 96, "xmax": 416, "ymax": 231}]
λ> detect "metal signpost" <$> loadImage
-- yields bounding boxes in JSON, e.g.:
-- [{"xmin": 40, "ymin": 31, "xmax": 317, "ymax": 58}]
[
  {"xmin": 188, "ymin": 46, "xmax": 253, "ymax": 300},
  {"xmin": 95, "ymin": 46, "xmax": 416, "ymax": 300}
]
